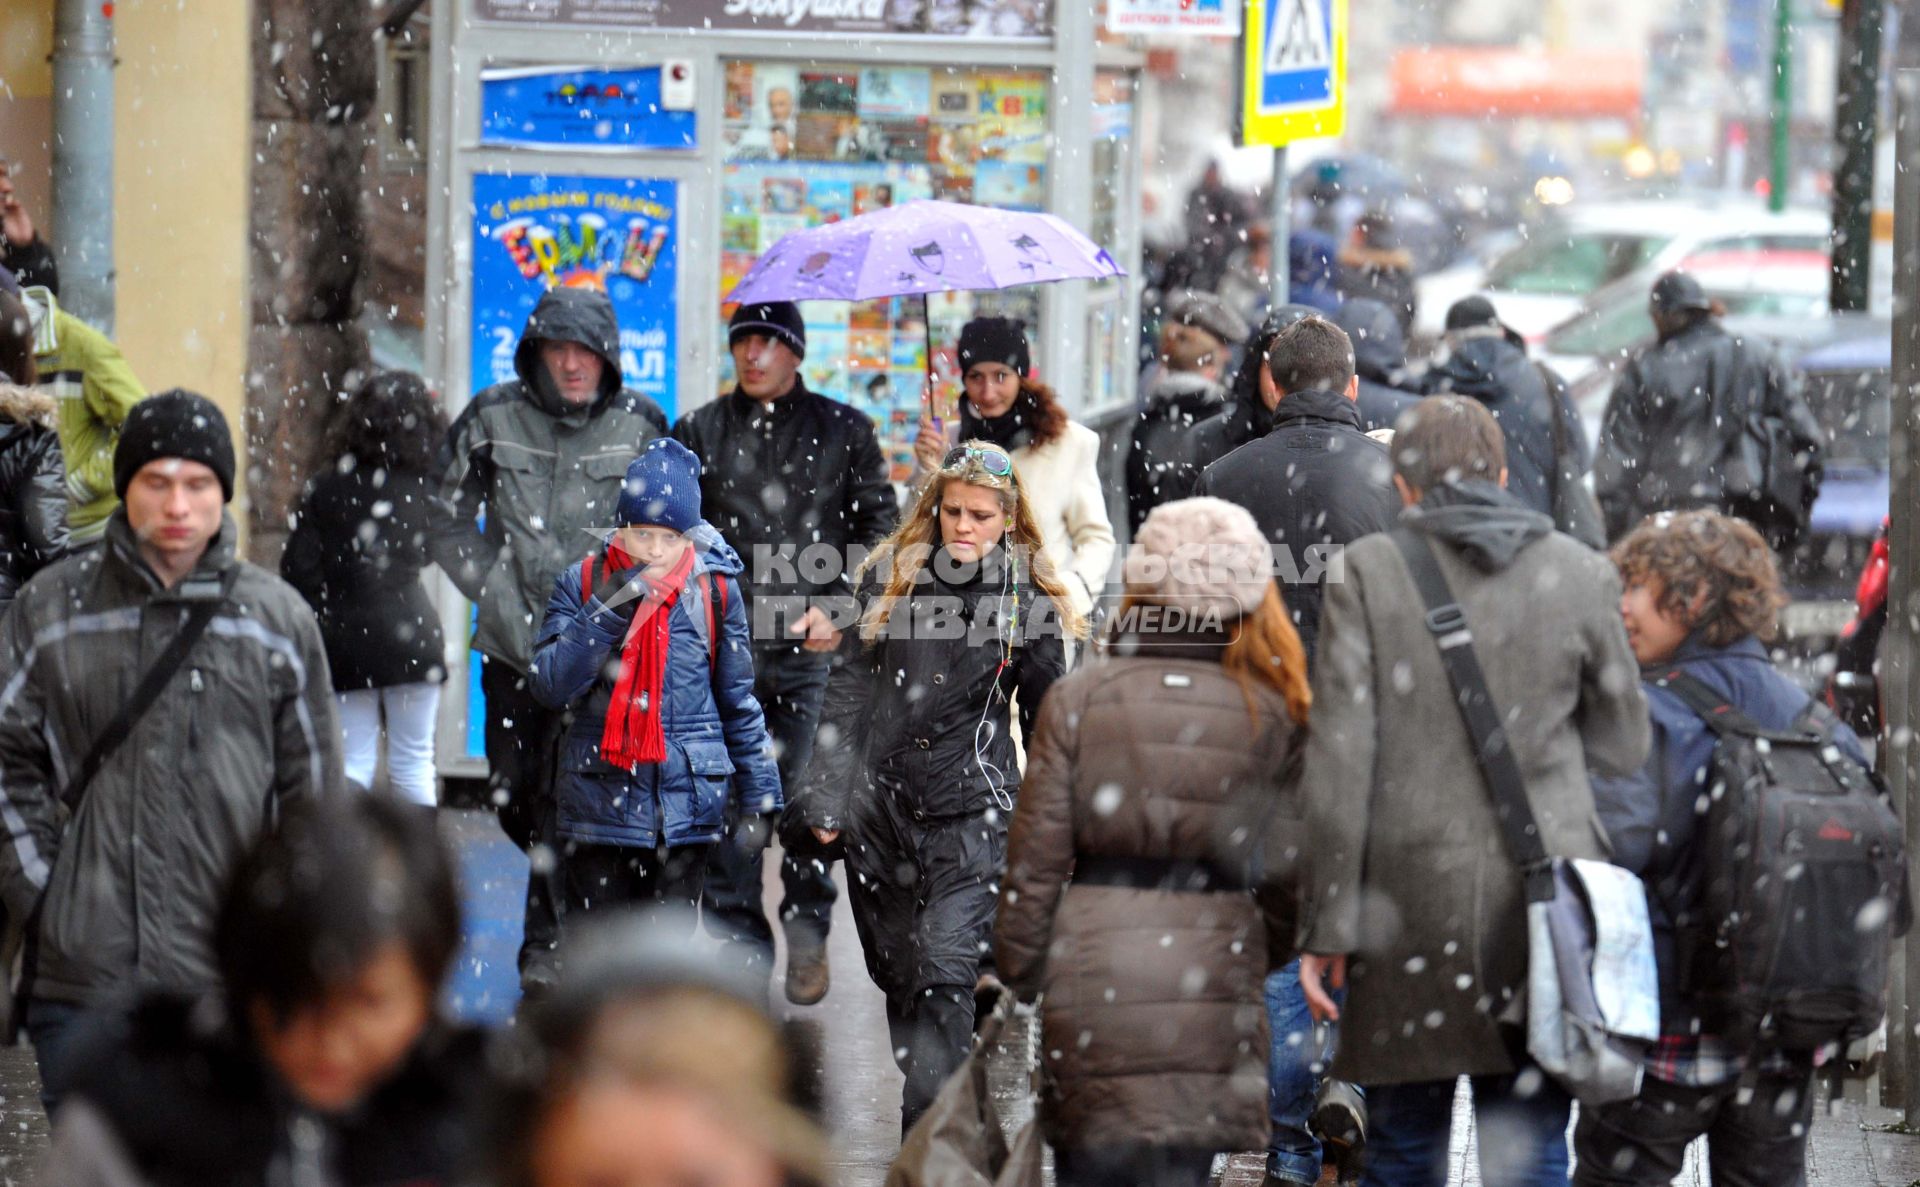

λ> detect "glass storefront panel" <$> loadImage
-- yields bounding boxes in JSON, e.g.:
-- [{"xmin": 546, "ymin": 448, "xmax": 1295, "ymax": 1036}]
[{"xmin": 719, "ymin": 61, "xmax": 1050, "ymax": 481}]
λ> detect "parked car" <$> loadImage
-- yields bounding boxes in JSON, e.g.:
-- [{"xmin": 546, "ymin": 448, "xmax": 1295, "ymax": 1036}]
[{"xmin": 1415, "ymin": 199, "xmax": 1831, "ymax": 342}]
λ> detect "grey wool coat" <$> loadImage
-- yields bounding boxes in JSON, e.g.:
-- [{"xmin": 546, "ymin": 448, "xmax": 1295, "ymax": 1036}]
[{"xmin": 1298, "ymin": 493, "xmax": 1649, "ymax": 1087}]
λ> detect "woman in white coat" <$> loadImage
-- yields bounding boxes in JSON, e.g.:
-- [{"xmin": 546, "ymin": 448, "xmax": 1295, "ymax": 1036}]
[{"xmin": 913, "ymin": 317, "xmax": 1116, "ymax": 621}]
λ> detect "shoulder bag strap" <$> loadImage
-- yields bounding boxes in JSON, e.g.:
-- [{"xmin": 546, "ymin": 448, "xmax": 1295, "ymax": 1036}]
[
  {"xmin": 1538, "ymin": 363, "xmax": 1571, "ymax": 504},
  {"xmin": 1390, "ymin": 530, "xmax": 1556, "ymax": 903},
  {"xmin": 1653, "ymin": 668, "xmax": 1820, "ymax": 744},
  {"xmin": 57, "ymin": 567, "xmax": 239, "ymax": 811}
]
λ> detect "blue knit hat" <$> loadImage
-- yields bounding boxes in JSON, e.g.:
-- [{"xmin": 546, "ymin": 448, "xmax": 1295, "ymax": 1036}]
[{"xmin": 617, "ymin": 438, "xmax": 702, "ymax": 532}]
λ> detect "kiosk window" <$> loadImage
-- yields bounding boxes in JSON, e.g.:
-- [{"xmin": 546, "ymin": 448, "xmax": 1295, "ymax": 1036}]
[{"xmin": 720, "ymin": 62, "xmax": 1050, "ymax": 482}]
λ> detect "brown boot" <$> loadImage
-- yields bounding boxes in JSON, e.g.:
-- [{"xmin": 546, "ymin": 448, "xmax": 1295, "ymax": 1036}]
[{"xmin": 784, "ymin": 931, "xmax": 830, "ymax": 1006}]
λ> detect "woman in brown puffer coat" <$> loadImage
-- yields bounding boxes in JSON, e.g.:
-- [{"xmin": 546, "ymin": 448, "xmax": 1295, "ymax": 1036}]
[{"xmin": 995, "ymin": 496, "xmax": 1310, "ymax": 1187}]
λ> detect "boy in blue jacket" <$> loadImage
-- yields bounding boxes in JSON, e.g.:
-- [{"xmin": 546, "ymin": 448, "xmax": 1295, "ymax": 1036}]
[
  {"xmin": 1580, "ymin": 510, "xmax": 1871, "ymax": 1187},
  {"xmin": 530, "ymin": 438, "xmax": 780, "ymax": 929}
]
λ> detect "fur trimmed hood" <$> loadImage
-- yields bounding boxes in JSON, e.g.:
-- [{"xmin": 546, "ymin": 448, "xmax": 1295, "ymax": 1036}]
[{"xmin": 0, "ymin": 384, "xmax": 57, "ymax": 430}]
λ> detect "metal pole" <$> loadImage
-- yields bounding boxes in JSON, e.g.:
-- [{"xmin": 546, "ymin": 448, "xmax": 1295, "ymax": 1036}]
[
  {"xmin": 1885, "ymin": 66, "xmax": 1920, "ymax": 1125},
  {"xmin": 1770, "ymin": 0, "xmax": 1792, "ymax": 213},
  {"xmin": 49, "ymin": 0, "xmax": 115, "ymax": 331},
  {"xmin": 1831, "ymin": 0, "xmax": 1885, "ymax": 313},
  {"xmin": 1269, "ymin": 145, "xmax": 1290, "ymax": 310}
]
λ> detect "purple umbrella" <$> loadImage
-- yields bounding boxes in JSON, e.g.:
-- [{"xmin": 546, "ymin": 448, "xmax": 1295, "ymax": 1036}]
[
  {"xmin": 726, "ymin": 199, "xmax": 1125, "ymax": 304},
  {"xmin": 726, "ymin": 201, "xmax": 1125, "ymax": 430}
]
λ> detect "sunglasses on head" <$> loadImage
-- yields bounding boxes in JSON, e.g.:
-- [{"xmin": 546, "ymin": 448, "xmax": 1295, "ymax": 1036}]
[{"xmin": 941, "ymin": 444, "xmax": 1014, "ymax": 477}]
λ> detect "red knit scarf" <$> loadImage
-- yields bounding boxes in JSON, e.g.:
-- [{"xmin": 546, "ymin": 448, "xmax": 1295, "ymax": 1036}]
[{"xmin": 601, "ymin": 544, "xmax": 696, "ymax": 772}]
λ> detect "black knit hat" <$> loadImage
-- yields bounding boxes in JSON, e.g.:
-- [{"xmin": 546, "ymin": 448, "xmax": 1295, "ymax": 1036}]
[
  {"xmin": 728, "ymin": 301, "xmax": 807, "ymax": 360},
  {"xmin": 956, "ymin": 316, "xmax": 1030, "ymax": 378},
  {"xmin": 114, "ymin": 389, "xmax": 236, "ymax": 503}
]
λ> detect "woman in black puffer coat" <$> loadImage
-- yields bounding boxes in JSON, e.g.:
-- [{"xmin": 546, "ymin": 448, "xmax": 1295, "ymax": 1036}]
[
  {"xmin": 0, "ymin": 380, "xmax": 69, "ymax": 613},
  {"xmin": 790, "ymin": 441, "xmax": 1085, "ymax": 1138},
  {"xmin": 282, "ymin": 371, "xmax": 448, "ymax": 804}
]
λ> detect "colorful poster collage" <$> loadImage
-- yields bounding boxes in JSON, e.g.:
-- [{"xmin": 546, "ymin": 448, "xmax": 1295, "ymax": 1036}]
[
  {"xmin": 472, "ymin": 173, "xmax": 680, "ymax": 420},
  {"xmin": 720, "ymin": 63, "xmax": 1050, "ymax": 481}
]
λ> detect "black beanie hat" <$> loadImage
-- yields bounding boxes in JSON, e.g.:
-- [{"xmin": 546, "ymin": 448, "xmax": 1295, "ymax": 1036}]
[
  {"xmin": 956, "ymin": 316, "xmax": 1030, "ymax": 378},
  {"xmin": 114, "ymin": 389, "xmax": 236, "ymax": 503},
  {"xmin": 728, "ymin": 301, "xmax": 807, "ymax": 360}
]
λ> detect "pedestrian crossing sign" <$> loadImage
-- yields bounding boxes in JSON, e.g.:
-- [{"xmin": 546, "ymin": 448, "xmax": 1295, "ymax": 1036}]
[{"xmin": 1240, "ymin": 0, "xmax": 1346, "ymax": 145}]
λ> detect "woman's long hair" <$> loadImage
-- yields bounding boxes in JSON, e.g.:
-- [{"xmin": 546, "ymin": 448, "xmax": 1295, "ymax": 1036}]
[
  {"xmin": 962, "ymin": 376, "xmax": 1069, "ymax": 450},
  {"xmin": 858, "ymin": 441, "xmax": 1088, "ymax": 644},
  {"xmin": 323, "ymin": 370, "xmax": 448, "ymax": 477},
  {"xmin": 1220, "ymin": 582, "xmax": 1311, "ymax": 727}
]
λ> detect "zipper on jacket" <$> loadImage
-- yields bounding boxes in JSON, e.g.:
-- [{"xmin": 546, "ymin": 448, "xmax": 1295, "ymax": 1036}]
[{"xmin": 188, "ymin": 667, "xmax": 204, "ymax": 749}]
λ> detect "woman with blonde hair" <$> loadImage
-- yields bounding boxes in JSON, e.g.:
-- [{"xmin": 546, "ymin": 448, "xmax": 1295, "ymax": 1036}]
[
  {"xmin": 995, "ymin": 496, "xmax": 1310, "ymax": 1187},
  {"xmin": 791, "ymin": 440, "xmax": 1084, "ymax": 1136}
]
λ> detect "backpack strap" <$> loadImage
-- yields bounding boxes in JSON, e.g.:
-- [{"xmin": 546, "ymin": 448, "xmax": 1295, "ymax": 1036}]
[
  {"xmin": 700, "ymin": 572, "xmax": 723, "ymax": 667},
  {"xmin": 1390, "ymin": 530, "xmax": 1556, "ymax": 904},
  {"xmin": 1651, "ymin": 669, "xmax": 1813, "ymax": 744},
  {"xmin": 581, "ymin": 554, "xmax": 597, "ymax": 602}
]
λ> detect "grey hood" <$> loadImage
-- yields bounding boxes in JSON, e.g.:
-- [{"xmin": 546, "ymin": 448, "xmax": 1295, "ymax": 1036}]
[
  {"xmin": 512, "ymin": 287, "xmax": 624, "ymax": 415},
  {"xmin": 1404, "ymin": 479, "xmax": 1552, "ymax": 572}
]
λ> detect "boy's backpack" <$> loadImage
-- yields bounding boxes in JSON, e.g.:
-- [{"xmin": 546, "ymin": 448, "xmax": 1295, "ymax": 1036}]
[
  {"xmin": 1653, "ymin": 670, "xmax": 1910, "ymax": 1054},
  {"xmin": 580, "ymin": 554, "xmax": 729, "ymax": 671}
]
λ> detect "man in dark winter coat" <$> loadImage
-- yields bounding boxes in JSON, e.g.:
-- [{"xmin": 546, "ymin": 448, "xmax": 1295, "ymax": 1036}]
[
  {"xmin": 1425, "ymin": 296, "xmax": 1588, "ymax": 520},
  {"xmin": 0, "ymin": 163, "xmax": 57, "ymax": 295},
  {"xmin": 0, "ymin": 391, "xmax": 342, "ymax": 1108},
  {"xmin": 1126, "ymin": 290, "xmax": 1248, "ymax": 533},
  {"xmin": 1192, "ymin": 316, "xmax": 1398, "ymax": 1184},
  {"xmin": 1186, "ymin": 303, "xmax": 1323, "ymax": 482},
  {"xmin": 673, "ymin": 300, "xmax": 898, "ymax": 1003},
  {"xmin": 1593, "ymin": 271, "xmax": 1823, "ymax": 547},
  {"xmin": 1332, "ymin": 297, "xmax": 1420, "ymax": 433},
  {"xmin": 1194, "ymin": 315, "xmax": 1399, "ymax": 664},
  {"xmin": 432, "ymin": 287, "xmax": 669, "ymax": 988}
]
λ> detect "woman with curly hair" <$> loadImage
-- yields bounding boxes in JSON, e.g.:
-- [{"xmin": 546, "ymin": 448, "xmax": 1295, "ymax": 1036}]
[
  {"xmin": 282, "ymin": 371, "xmax": 450, "ymax": 805},
  {"xmin": 913, "ymin": 318, "xmax": 1115, "ymax": 621},
  {"xmin": 1577, "ymin": 510, "xmax": 1872, "ymax": 1187},
  {"xmin": 792, "ymin": 440, "xmax": 1085, "ymax": 1136}
]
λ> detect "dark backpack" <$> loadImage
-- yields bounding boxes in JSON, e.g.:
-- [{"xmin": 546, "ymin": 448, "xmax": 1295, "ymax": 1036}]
[{"xmin": 1654, "ymin": 670, "xmax": 1910, "ymax": 1054}]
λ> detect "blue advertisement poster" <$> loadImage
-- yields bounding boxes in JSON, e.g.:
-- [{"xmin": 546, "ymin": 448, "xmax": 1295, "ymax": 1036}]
[
  {"xmin": 469, "ymin": 172, "xmax": 679, "ymax": 420},
  {"xmin": 480, "ymin": 67, "xmax": 697, "ymax": 151}
]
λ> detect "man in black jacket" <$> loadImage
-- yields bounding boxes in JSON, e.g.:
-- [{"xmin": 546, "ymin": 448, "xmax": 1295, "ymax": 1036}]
[
  {"xmin": 1594, "ymin": 271, "xmax": 1823, "ymax": 548},
  {"xmin": 0, "ymin": 163, "xmax": 56, "ymax": 295},
  {"xmin": 432, "ymin": 288, "xmax": 669, "ymax": 989},
  {"xmin": 1194, "ymin": 315, "xmax": 1397, "ymax": 1186},
  {"xmin": 1186, "ymin": 303, "xmax": 1323, "ymax": 484},
  {"xmin": 1331, "ymin": 297, "xmax": 1420, "ymax": 433},
  {"xmin": 673, "ymin": 301, "xmax": 898, "ymax": 1003},
  {"xmin": 1126, "ymin": 290, "xmax": 1247, "ymax": 533},
  {"xmin": 1425, "ymin": 296, "xmax": 1588, "ymax": 522},
  {"xmin": 1194, "ymin": 315, "xmax": 1398, "ymax": 664}
]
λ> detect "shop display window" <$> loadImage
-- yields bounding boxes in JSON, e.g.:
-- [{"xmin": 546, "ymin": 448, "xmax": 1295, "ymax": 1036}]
[{"xmin": 719, "ymin": 61, "xmax": 1050, "ymax": 481}]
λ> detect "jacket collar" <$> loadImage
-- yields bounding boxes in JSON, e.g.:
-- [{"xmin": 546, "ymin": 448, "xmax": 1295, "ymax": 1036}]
[
  {"xmin": 1270, "ymin": 388, "xmax": 1363, "ymax": 431},
  {"xmin": 728, "ymin": 379, "xmax": 809, "ymax": 424},
  {"xmin": 104, "ymin": 509, "xmax": 239, "ymax": 598},
  {"xmin": 1652, "ymin": 632, "xmax": 1769, "ymax": 674}
]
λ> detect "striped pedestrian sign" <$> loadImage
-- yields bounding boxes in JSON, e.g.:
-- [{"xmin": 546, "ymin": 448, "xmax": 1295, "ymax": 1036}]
[{"xmin": 1241, "ymin": 0, "xmax": 1346, "ymax": 146}]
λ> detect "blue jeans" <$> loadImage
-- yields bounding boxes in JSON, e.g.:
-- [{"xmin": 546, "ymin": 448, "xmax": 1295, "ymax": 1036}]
[
  {"xmin": 1266, "ymin": 961, "xmax": 1342, "ymax": 1184},
  {"xmin": 27, "ymin": 997, "xmax": 88, "ymax": 1116},
  {"xmin": 1362, "ymin": 1069, "xmax": 1571, "ymax": 1187}
]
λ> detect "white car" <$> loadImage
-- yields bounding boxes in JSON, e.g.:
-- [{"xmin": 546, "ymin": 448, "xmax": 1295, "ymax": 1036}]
[{"xmin": 1414, "ymin": 200, "xmax": 1831, "ymax": 343}]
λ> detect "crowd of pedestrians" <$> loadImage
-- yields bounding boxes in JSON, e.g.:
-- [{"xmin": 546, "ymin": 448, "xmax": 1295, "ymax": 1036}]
[{"xmin": 0, "ymin": 167, "xmax": 1899, "ymax": 1187}]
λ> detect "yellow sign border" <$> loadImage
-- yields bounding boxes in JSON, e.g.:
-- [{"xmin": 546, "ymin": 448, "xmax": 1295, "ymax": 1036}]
[{"xmin": 1241, "ymin": 0, "xmax": 1348, "ymax": 146}]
